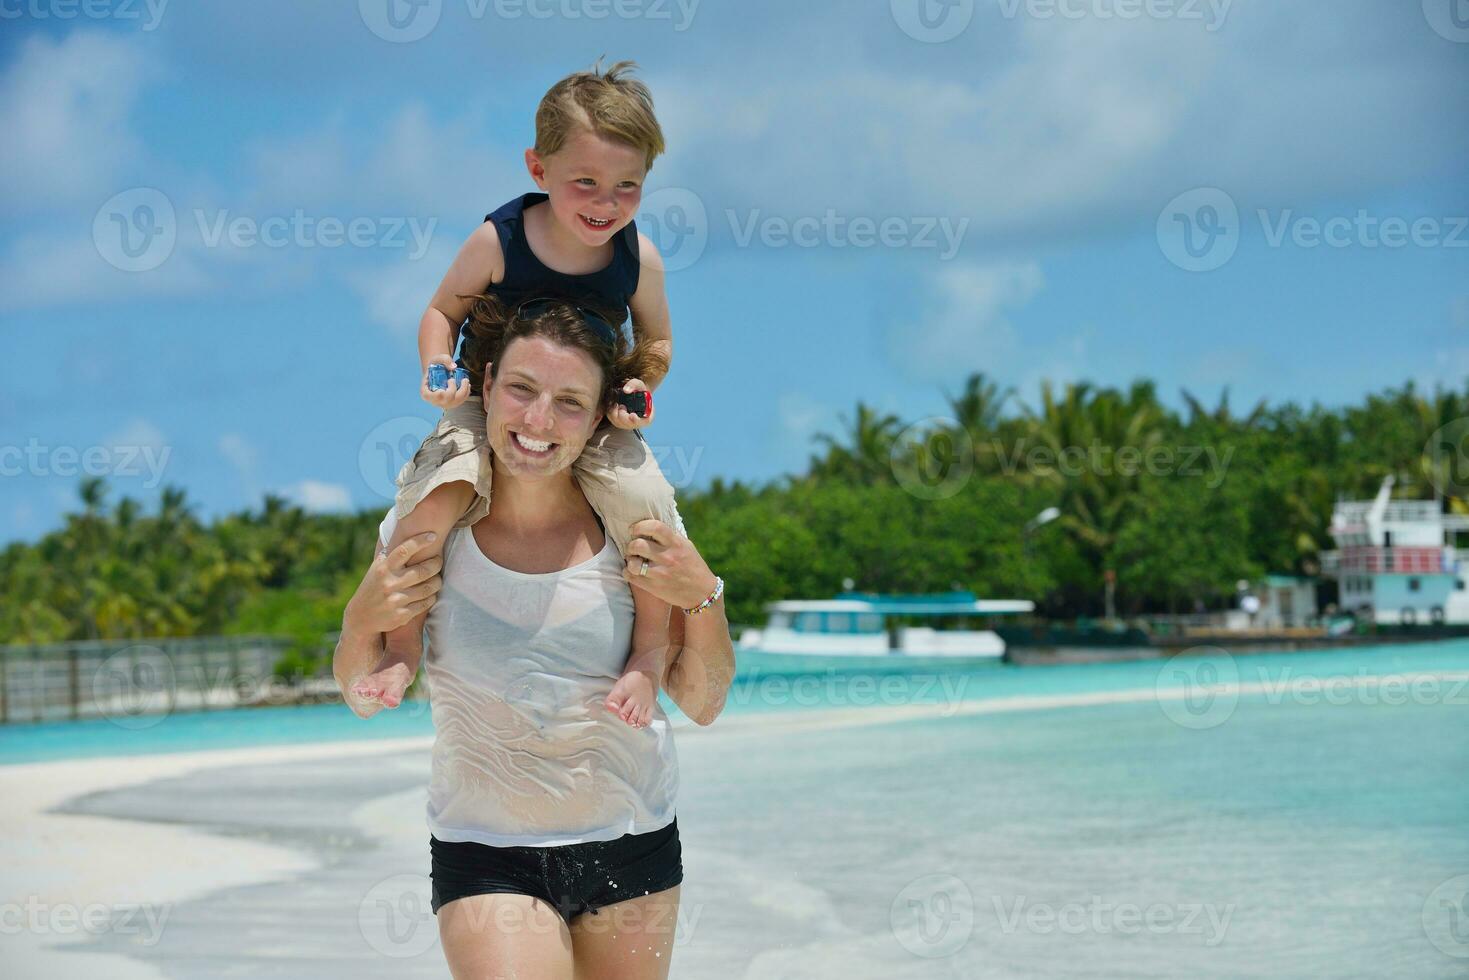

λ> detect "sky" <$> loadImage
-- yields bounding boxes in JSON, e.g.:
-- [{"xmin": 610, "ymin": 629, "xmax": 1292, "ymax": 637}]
[{"xmin": 1, "ymin": 0, "xmax": 1467, "ymax": 544}]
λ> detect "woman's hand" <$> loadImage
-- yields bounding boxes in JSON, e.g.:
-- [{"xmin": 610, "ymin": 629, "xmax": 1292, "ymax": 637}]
[
  {"xmin": 621, "ymin": 519, "xmax": 718, "ymax": 610},
  {"xmin": 343, "ymin": 531, "xmax": 445, "ymax": 635}
]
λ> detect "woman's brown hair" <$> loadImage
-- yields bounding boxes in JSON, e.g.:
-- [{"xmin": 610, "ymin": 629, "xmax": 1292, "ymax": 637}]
[{"xmin": 457, "ymin": 293, "xmax": 668, "ymax": 422}]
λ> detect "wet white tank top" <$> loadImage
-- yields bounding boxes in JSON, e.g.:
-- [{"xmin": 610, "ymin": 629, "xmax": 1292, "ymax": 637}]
[{"xmin": 377, "ymin": 509, "xmax": 678, "ymax": 847}]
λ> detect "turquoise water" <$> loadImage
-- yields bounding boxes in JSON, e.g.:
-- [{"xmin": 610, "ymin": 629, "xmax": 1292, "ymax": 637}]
[
  {"xmin": 2, "ymin": 638, "xmax": 1465, "ymax": 765},
  {"xmin": 671, "ymin": 667, "xmax": 1469, "ymax": 977}
]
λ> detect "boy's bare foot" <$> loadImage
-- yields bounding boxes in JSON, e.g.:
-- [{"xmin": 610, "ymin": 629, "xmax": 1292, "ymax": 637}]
[
  {"xmin": 604, "ymin": 670, "xmax": 658, "ymax": 728},
  {"xmin": 350, "ymin": 661, "xmax": 414, "ymax": 709}
]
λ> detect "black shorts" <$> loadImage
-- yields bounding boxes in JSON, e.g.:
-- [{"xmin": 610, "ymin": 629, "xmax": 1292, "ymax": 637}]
[{"xmin": 429, "ymin": 817, "xmax": 683, "ymax": 925}]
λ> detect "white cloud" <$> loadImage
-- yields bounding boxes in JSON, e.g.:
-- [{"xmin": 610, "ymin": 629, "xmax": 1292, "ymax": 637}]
[
  {"xmin": 218, "ymin": 434, "xmax": 257, "ymax": 475},
  {"xmin": 0, "ymin": 230, "xmax": 213, "ymax": 312},
  {"xmin": 651, "ymin": 7, "xmax": 1466, "ymax": 247},
  {"xmin": 242, "ymin": 102, "xmax": 522, "ymax": 217},
  {"xmin": 772, "ymin": 391, "xmax": 844, "ymax": 472},
  {"xmin": 0, "ymin": 32, "xmax": 155, "ymax": 213},
  {"xmin": 104, "ymin": 418, "xmax": 168, "ymax": 454},
  {"xmin": 218, "ymin": 434, "xmax": 261, "ymax": 504},
  {"xmin": 1015, "ymin": 327, "xmax": 1097, "ymax": 407},
  {"xmin": 344, "ymin": 241, "xmax": 457, "ymax": 334},
  {"xmin": 282, "ymin": 480, "xmax": 353, "ymax": 513},
  {"xmin": 888, "ymin": 262, "xmax": 1045, "ymax": 384}
]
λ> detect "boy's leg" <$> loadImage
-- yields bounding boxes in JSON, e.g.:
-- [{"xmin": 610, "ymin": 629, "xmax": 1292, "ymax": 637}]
[
  {"xmin": 575, "ymin": 427, "xmax": 682, "ymax": 727},
  {"xmin": 368, "ymin": 481, "xmax": 478, "ymax": 705},
  {"xmin": 356, "ymin": 401, "xmax": 493, "ymax": 708},
  {"xmin": 572, "ymin": 426, "xmax": 686, "ymax": 556}
]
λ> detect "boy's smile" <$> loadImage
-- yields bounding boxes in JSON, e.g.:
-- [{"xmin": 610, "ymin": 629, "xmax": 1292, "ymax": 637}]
[{"xmin": 527, "ymin": 128, "xmax": 647, "ymax": 248}]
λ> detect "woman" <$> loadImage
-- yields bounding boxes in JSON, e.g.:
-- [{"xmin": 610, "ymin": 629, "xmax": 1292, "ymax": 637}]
[{"xmin": 333, "ymin": 296, "xmax": 735, "ymax": 979}]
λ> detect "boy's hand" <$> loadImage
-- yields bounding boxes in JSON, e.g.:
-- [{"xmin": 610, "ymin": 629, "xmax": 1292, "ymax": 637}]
[
  {"xmin": 609, "ymin": 378, "xmax": 654, "ymax": 430},
  {"xmin": 421, "ymin": 354, "xmax": 471, "ymax": 410}
]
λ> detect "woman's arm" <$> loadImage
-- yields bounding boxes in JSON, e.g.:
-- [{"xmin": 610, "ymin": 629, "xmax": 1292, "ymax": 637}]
[
  {"xmin": 623, "ymin": 519, "xmax": 734, "ymax": 726},
  {"xmin": 333, "ymin": 529, "xmax": 444, "ymax": 719},
  {"xmin": 662, "ymin": 595, "xmax": 735, "ymax": 726}
]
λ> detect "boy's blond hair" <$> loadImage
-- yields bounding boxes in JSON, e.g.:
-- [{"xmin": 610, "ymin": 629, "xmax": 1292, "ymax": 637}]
[{"xmin": 535, "ymin": 58, "xmax": 665, "ymax": 173}]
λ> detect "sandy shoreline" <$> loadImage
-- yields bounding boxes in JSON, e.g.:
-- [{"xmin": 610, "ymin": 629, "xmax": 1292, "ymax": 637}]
[
  {"xmin": 0, "ymin": 738, "xmax": 435, "ymax": 979},
  {"xmin": 5, "ymin": 673, "xmax": 1467, "ymax": 978}
]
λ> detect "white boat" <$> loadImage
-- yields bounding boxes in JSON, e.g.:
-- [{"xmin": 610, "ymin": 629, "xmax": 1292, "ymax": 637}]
[
  {"xmin": 1319, "ymin": 476, "xmax": 1469, "ymax": 625},
  {"xmin": 736, "ymin": 591, "xmax": 1035, "ymax": 670}
]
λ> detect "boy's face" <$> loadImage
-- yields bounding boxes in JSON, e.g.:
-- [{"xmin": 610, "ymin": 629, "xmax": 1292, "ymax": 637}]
[{"xmin": 526, "ymin": 128, "xmax": 646, "ymax": 247}]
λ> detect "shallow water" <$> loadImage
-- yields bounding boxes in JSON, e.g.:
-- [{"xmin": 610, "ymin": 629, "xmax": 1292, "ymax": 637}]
[{"xmin": 20, "ymin": 640, "xmax": 1469, "ymax": 977}]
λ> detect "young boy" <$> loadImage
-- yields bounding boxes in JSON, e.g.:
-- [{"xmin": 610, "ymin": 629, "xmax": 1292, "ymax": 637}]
[{"xmin": 350, "ymin": 60, "xmax": 683, "ymax": 729}]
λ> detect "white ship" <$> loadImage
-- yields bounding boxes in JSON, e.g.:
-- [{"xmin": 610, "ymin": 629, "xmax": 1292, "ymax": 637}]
[{"xmin": 1320, "ymin": 476, "xmax": 1469, "ymax": 625}]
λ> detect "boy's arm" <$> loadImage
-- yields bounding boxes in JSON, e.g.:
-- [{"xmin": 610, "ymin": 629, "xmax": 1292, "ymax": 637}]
[
  {"xmin": 625, "ymin": 587, "xmax": 673, "ymax": 683},
  {"xmin": 628, "ymin": 231, "xmax": 672, "ymax": 391},
  {"xmin": 418, "ymin": 222, "xmax": 505, "ymax": 372}
]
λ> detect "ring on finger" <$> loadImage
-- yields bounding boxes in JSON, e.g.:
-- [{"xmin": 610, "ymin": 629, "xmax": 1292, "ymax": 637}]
[{"xmin": 639, "ymin": 557, "xmax": 650, "ymax": 577}]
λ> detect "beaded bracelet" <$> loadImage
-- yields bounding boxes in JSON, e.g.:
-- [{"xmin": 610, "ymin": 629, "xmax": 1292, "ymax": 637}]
[{"xmin": 683, "ymin": 575, "xmax": 724, "ymax": 615}]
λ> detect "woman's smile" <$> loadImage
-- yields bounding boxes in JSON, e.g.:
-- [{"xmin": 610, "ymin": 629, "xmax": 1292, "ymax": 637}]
[{"xmin": 510, "ymin": 430, "xmax": 558, "ymax": 457}]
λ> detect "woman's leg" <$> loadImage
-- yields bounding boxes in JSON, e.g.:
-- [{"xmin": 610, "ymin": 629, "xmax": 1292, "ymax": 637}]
[
  {"xmin": 438, "ymin": 893, "xmax": 575, "ymax": 980},
  {"xmin": 568, "ymin": 885, "xmax": 681, "ymax": 980}
]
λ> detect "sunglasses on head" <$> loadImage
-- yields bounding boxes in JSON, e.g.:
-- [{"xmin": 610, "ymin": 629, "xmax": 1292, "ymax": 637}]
[{"xmin": 514, "ymin": 297, "xmax": 621, "ymax": 349}]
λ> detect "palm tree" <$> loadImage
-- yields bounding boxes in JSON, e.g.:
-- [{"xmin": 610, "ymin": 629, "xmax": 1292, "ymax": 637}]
[
  {"xmin": 810, "ymin": 403, "xmax": 903, "ymax": 485},
  {"xmin": 1180, "ymin": 385, "xmax": 1267, "ymax": 430},
  {"xmin": 1021, "ymin": 379, "xmax": 1166, "ymax": 570}
]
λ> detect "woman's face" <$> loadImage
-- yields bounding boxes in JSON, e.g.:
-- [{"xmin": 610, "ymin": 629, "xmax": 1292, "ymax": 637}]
[{"xmin": 482, "ymin": 335, "xmax": 606, "ymax": 480}]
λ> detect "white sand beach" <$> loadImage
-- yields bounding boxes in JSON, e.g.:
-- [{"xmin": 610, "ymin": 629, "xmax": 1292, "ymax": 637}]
[{"xmin": 4, "ymin": 674, "xmax": 1467, "ymax": 979}]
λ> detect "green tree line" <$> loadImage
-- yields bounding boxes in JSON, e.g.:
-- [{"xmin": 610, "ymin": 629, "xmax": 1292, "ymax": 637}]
[{"xmin": 3, "ymin": 375, "xmax": 1465, "ymax": 649}]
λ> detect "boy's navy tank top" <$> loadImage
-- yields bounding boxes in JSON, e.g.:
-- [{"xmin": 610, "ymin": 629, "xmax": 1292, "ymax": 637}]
[{"xmin": 454, "ymin": 193, "xmax": 641, "ymax": 389}]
